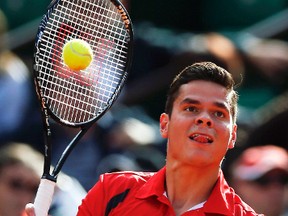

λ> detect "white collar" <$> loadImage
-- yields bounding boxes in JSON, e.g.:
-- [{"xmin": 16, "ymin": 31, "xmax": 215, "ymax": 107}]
[{"xmin": 163, "ymin": 191, "xmax": 206, "ymax": 211}]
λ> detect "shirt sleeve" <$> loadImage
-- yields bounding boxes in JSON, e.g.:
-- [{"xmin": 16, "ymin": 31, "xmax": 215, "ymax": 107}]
[{"xmin": 77, "ymin": 175, "xmax": 106, "ymax": 216}]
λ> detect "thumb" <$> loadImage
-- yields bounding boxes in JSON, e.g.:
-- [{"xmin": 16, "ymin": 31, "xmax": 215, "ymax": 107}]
[{"xmin": 25, "ymin": 203, "xmax": 36, "ymax": 216}]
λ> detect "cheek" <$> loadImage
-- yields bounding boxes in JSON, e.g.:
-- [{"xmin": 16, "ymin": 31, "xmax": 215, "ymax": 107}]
[{"xmin": 215, "ymin": 122, "xmax": 233, "ymax": 139}]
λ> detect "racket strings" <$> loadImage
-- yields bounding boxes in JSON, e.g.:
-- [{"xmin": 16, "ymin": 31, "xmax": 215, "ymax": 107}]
[{"xmin": 36, "ymin": 0, "xmax": 130, "ymax": 124}]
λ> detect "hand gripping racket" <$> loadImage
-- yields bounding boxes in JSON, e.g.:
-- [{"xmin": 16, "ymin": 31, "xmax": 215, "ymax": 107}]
[{"xmin": 32, "ymin": 0, "xmax": 133, "ymax": 215}]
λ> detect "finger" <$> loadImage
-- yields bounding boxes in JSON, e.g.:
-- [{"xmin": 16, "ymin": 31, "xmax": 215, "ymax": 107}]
[{"xmin": 25, "ymin": 203, "xmax": 36, "ymax": 216}]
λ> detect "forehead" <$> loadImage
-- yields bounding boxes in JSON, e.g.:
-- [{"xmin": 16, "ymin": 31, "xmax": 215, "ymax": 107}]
[
  {"xmin": 177, "ymin": 80, "xmax": 232, "ymax": 104},
  {"xmin": 0, "ymin": 164, "xmax": 38, "ymax": 179}
]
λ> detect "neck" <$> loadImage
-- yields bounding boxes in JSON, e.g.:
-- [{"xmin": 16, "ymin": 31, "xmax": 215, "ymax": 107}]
[{"xmin": 165, "ymin": 162, "xmax": 220, "ymax": 215}]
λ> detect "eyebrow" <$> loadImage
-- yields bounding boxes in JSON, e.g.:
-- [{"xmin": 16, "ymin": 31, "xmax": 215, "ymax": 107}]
[
  {"xmin": 180, "ymin": 98, "xmax": 199, "ymax": 106},
  {"xmin": 181, "ymin": 98, "xmax": 230, "ymax": 112}
]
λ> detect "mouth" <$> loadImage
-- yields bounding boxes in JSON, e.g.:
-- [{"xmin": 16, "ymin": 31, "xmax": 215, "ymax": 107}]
[{"xmin": 189, "ymin": 133, "xmax": 213, "ymax": 144}]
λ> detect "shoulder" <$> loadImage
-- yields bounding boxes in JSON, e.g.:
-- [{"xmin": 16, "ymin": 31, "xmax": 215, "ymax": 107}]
[
  {"xmin": 87, "ymin": 170, "xmax": 156, "ymax": 196},
  {"xmin": 99, "ymin": 171, "xmax": 156, "ymax": 187},
  {"xmin": 95, "ymin": 171, "xmax": 157, "ymax": 201},
  {"xmin": 215, "ymin": 172, "xmax": 263, "ymax": 215},
  {"xmin": 78, "ymin": 171, "xmax": 157, "ymax": 215}
]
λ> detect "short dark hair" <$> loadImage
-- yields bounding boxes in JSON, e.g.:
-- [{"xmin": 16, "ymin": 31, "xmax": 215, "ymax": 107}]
[{"xmin": 165, "ymin": 62, "xmax": 238, "ymax": 123}]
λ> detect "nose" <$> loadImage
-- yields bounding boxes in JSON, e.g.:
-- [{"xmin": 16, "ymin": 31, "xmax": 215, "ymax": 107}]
[{"xmin": 195, "ymin": 113, "xmax": 212, "ymax": 127}]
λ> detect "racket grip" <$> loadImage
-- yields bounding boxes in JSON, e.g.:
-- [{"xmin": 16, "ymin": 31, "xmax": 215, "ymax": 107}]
[{"xmin": 34, "ymin": 178, "xmax": 56, "ymax": 216}]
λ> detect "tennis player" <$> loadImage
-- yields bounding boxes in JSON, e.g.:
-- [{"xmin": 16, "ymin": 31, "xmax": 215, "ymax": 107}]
[{"xmin": 27, "ymin": 62, "xmax": 263, "ymax": 215}]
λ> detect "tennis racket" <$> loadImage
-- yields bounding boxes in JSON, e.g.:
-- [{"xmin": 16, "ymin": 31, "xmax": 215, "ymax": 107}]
[{"xmin": 32, "ymin": 0, "xmax": 133, "ymax": 215}]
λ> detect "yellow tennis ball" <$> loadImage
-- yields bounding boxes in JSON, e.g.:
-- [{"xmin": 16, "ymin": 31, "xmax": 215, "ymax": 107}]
[{"xmin": 62, "ymin": 39, "xmax": 93, "ymax": 71}]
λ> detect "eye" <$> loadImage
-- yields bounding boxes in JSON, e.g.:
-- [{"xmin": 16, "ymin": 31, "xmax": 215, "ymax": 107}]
[
  {"xmin": 214, "ymin": 111, "xmax": 225, "ymax": 118},
  {"xmin": 185, "ymin": 106, "xmax": 198, "ymax": 113}
]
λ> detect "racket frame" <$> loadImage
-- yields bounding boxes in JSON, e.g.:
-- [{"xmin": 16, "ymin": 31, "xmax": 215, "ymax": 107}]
[{"xmin": 32, "ymin": 0, "xmax": 133, "ymax": 215}]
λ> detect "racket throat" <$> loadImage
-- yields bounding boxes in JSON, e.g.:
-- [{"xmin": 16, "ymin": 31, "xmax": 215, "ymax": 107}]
[{"xmin": 42, "ymin": 173, "xmax": 57, "ymax": 182}]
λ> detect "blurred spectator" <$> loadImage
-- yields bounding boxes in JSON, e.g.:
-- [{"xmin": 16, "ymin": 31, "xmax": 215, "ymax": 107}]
[
  {"xmin": 0, "ymin": 9, "xmax": 35, "ymax": 145},
  {"xmin": 122, "ymin": 21, "xmax": 288, "ymax": 125},
  {"xmin": 96, "ymin": 105, "xmax": 166, "ymax": 177},
  {"xmin": 123, "ymin": 23, "xmax": 234, "ymax": 120},
  {"xmin": 0, "ymin": 142, "xmax": 86, "ymax": 216},
  {"xmin": 228, "ymin": 145, "xmax": 288, "ymax": 216},
  {"xmin": 243, "ymin": 93, "xmax": 288, "ymax": 151},
  {"xmin": 0, "ymin": 143, "xmax": 39, "ymax": 216}
]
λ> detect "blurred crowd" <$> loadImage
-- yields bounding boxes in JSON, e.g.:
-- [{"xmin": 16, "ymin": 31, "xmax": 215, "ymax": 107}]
[{"xmin": 0, "ymin": 0, "xmax": 288, "ymax": 215}]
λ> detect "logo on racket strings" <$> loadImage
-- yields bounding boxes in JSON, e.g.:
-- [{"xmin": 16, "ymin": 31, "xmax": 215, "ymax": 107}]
[{"xmin": 117, "ymin": 5, "xmax": 131, "ymax": 33}]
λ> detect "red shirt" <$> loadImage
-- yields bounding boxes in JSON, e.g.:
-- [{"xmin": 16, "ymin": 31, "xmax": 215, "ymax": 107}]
[{"xmin": 77, "ymin": 167, "xmax": 263, "ymax": 216}]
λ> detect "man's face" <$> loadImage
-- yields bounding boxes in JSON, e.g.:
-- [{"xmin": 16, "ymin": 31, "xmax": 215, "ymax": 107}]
[
  {"xmin": 160, "ymin": 80, "xmax": 237, "ymax": 167},
  {"xmin": 0, "ymin": 164, "xmax": 39, "ymax": 216},
  {"xmin": 232, "ymin": 170, "xmax": 288, "ymax": 216}
]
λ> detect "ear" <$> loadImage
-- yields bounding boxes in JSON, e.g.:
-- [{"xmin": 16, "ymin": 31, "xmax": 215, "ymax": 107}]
[
  {"xmin": 228, "ymin": 124, "xmax": 237, "ymax": 149},
  {"xmin": 160, "ymin": 113, "xmax": 169, "ymax": 138}
]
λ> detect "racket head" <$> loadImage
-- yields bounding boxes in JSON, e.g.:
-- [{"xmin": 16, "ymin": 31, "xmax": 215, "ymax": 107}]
[{"xmin": 33, "ymin": 0, "xmax": 133, "ymax": 127}]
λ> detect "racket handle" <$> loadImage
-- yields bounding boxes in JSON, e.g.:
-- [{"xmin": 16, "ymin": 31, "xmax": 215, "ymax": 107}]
[{"xmin": 34, "ymin": 179, "xmax": 56, "ymax": 216}]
